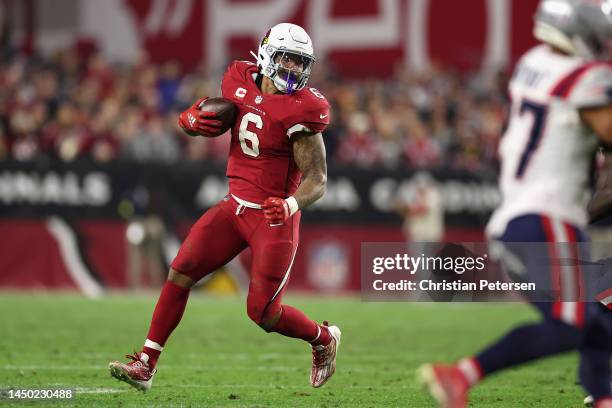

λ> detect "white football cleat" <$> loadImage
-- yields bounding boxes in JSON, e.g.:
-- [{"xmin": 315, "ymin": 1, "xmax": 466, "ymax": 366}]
[
  {"xmin": 310, "ymin": 322, "xmax": 341, "ymax": 388},
  {"xmin": 109, "ymin": 352, "xmax": 156, "ymax": 392}
]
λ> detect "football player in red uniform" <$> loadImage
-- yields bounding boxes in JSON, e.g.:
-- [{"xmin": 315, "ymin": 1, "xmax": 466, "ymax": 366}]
[{"xmin": 109, "ymin": 23, "xmax": 341, "ymax": 392}]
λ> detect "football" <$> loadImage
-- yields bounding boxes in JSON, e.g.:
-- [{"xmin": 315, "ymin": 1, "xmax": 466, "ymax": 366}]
[{"xmin": 197, "ymin": 97, "xmax": 237, "ymax": 137}]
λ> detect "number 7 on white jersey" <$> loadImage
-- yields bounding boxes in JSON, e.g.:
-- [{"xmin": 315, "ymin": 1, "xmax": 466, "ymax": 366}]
[{"xmin": 515, "ymin": 99, "xmax": 548, "ymax": 178}]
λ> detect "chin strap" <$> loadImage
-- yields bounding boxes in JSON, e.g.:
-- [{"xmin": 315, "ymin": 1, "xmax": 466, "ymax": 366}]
[{"xmin": 286, "ymin": 73, "xmax": 296, "ymax": 95}]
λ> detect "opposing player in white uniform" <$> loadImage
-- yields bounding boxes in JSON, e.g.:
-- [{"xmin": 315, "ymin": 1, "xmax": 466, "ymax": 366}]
[
  {"xmin": 419, "ymin": 1, "xmax": 612, "ymax": 407},
  {"xmin": 488, "ymin": 45, "xmax": 601, "ymax": 236}
]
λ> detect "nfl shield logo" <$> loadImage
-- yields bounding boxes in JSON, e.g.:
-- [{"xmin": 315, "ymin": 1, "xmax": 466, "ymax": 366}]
[{"xmin": 255, "ymin": 95, "xmax": 263, "ymax": 104}]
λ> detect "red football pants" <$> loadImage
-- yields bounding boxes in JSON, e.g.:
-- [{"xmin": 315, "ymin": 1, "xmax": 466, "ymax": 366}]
[{"xmin": 171, "ymin": 195, "xmax": 300, "ymax": 326}]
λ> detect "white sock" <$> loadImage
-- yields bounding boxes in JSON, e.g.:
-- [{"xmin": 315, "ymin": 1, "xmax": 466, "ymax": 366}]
[
  {"xmin": 457, "ymin": 358, "xmax": 482, "ymax": 386},
  {"xmin": 144, "ymin": 339, "xmax": 164, "ymax": 352},
  {"xmin": 139, "ymin": 352, "xmax": 149, "ymax": 363}
]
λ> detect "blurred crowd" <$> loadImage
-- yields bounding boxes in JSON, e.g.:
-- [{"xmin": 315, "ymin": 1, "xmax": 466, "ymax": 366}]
[
  {"xmin": 0, "ymin": 44, "xmax": 508, "ymax": 171},
  {"xmin": 316, "ymin": 64, "xmax": 507, "ymax": 171}
]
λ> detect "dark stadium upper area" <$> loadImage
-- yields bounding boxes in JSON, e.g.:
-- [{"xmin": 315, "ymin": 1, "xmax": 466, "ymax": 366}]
[{"xmin": 0, "ymin": 43, "xmax": 508, "ymax": 172}]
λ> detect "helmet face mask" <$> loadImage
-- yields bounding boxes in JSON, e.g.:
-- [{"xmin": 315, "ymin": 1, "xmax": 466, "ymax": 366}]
[
  {"xmin": 270, "ymin": 49, "xmax": 314, "ymax": 94},
  {"xmin": 254, "ymin": 23, "xmax": 315, "ymax": 94}
]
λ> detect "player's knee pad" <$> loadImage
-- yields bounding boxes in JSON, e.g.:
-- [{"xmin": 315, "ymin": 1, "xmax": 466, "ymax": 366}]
[
  {"xmin": 246, "ymin": 308, "xmax": 263, "ymax": 327},
  {"xmin": 167, "ymin": 268, "xmax": 198, "ymax": 289},
  {"xmin": 246, "ymin": 295, "xmax": 269, "ymax": 325},
  {"xmin": 259, "ymin": 303, "xmax": 282, "ymax": 332},
  {"xmin": 246, "ymin": 297, "xmax": 281, "ymax": 332}
]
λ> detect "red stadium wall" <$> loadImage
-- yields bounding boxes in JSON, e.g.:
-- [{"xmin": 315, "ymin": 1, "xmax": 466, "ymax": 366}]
[
  {"xmin": 0, "ymin": 220, "xmax": 125, "ymax": 290},
  {"xmin": 120, "ymin": 0, "xmax": 538, "ymax": 76},
  {"xmin": 0, "ymin": 220, "xmax": 483, "ymax": 293},
  {"xmin": 81, "ymin": 0, "xmax": 541, "ymax": 76},
  {"xmin": 0, "ymin": 161, "xmax": 493, "ymax": 294},
  {"xmin": 0, "ymin": 220, "xmax": 79, "ymax": 290}
]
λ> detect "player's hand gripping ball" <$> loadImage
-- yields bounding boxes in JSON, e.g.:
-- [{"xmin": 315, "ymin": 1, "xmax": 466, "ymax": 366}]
[{"xmin": 178, "ymin": 97, "xmax": 237, "ymax": 137}]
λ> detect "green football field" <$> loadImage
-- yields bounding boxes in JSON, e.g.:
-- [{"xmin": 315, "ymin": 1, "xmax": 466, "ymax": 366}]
[{"xmin": 0, "ymin": 294, "xmax": 586, "ymax": 407}]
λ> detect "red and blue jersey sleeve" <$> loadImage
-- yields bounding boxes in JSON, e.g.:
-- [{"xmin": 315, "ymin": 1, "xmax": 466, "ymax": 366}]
[{"xmin": 551, "ymin": 62, "xmax": 612, "ymax": 108}]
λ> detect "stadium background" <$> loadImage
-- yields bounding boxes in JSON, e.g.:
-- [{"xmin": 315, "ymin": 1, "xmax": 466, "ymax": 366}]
[
  {"xmin": 0, "ymin": 0, "xmax": 544, "ymax": 295},
  {"xmin": 2, "ymin": 1, "xmax": 598, "ymax": 407}
]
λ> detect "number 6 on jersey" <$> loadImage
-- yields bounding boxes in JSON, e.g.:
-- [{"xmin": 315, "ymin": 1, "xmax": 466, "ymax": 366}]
[{"xmin": 238, "ymin": 112, "xmax": 262, "ymax": 157}]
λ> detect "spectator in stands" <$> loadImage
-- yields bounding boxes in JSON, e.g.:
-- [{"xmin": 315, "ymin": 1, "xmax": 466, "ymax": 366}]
[
  {"xmin": 336, "ymin": 111, "xmax": 380, "ymax": 167},
  {"xmin": 0, "ymin": 42, "xmax": 508, "ymax": 172},
  {"xmin": 123, "ymin": 115, "xmax": 180, "ymax": 163}
]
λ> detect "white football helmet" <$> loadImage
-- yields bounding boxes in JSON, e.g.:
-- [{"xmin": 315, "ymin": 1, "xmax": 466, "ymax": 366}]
[
  {"xmin": 251, "ymin": 23, "xmax": 315, "ymax": 94},
  {"xmin": 534, "ymin": 0, "xmax": 612, "ymax": 60}
]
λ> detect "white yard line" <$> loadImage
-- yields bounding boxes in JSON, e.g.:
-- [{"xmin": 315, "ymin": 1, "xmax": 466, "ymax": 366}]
[
  {"xmin": 74, "ymin": 387, "xmax": 127, "ymax": 394},
  {"xmin": 2, "ymin": 365, "xmax": 103, "ymax": 370}
]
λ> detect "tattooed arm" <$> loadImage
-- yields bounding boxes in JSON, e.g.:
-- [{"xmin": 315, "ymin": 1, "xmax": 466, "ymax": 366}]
[
  {"xmin": 261, "ymin": 131, "xmax": 327, "ymax": 225},
  {"xmin": 291, "ymin": 131, "xmax": 327, "ymax": 209}
]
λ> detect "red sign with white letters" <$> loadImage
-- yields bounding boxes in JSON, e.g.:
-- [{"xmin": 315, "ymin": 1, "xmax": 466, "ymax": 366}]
[{"xmin": 122, "ymin": 0, "xmax": 539, "ymax": 77}]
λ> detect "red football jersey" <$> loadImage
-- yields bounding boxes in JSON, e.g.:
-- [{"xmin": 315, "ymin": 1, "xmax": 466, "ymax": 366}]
[{"xmin": 221, "ymin": 61, "xmax": 330, "ymax": 203}]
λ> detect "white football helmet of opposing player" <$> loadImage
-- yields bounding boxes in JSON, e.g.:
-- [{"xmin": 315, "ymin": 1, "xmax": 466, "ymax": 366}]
[
  {"xmin": 534, "ymin": 0, "xmax": 612, "ymax": 60},
  {"xmin": 251, "ymin": 23, "xmax": 315, "ymax": 94}
]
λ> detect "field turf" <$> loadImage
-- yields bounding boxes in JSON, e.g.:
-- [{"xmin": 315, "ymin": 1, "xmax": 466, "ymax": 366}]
[{"xmin": 0, "ymin": 294, "xmax": 586, "ymax": 407}]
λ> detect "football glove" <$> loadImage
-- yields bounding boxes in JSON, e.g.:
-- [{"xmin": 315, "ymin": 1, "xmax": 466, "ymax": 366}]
[
  {"xmin": 262, "ymin": 197, "xmax": 300, "ymax": 226},
  {"xmin": 178, "ymin": 97, "xmax": 223, "ymax": 137}
]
